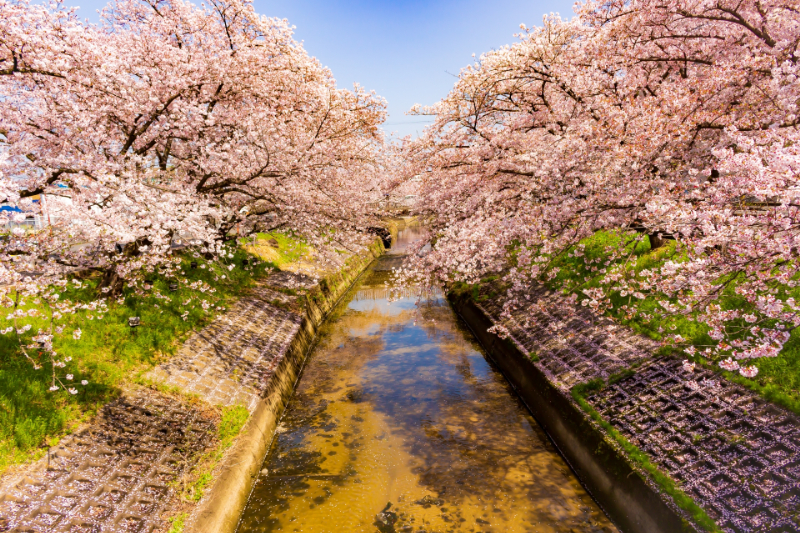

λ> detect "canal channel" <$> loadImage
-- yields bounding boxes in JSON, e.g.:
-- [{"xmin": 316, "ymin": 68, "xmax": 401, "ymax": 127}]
[{"xmin": 235, "ymin": 227, "xmax": 617, "ymax": 533}]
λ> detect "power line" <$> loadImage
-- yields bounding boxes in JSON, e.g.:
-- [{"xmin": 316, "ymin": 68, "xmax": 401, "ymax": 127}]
[{"xmin": 383, "ymin": 120, "xmax": 436, "ymax": 125}]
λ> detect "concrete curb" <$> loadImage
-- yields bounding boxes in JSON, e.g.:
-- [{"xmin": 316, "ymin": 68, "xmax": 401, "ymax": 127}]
[
  {"xmin": 186, "ymin": 241, "xmax": 384, "ymax": 533},
  {"xmin": 449, "ymin": 293, "xmax": 697, "ymax": 533}
]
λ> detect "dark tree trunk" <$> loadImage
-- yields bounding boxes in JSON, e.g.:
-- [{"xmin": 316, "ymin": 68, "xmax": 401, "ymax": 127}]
[
  {"xmin": 630, "ymin": 220, "xmax": 673, "ymax": 250},
  {"xmin": 648, "ymin": 233, "xmax": 667, "ymax": 250},
  {"xmin": 95, "ymin": 239, "xmax": 151, "ymax": 297},
  {"xmin": 97, "ymin": 267, "xmax": 125, "ymax": 297}
]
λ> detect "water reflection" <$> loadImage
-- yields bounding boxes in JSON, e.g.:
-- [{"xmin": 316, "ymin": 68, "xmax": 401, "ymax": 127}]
[{"xmin": 236, "ymin": 227, "xmax": 617, "ymax": 533}]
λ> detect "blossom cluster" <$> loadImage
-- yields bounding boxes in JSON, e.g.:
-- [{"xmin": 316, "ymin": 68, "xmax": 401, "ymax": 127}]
[
  {"xmin": 398, "ymin": 0, "xmax": 800, "ymax": 374},
  {"xmin": 0, "ymin": 0, "xmax": 389, "ymax": 390}
]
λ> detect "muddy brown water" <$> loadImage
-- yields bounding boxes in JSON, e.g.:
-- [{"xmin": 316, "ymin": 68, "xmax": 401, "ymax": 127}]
[{"xmin": 236, "ymin": 227, "xmax": 617, "ymax": 533}]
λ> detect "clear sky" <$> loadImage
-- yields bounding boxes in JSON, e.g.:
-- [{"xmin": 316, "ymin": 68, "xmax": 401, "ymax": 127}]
[{"xmin": 63, "ymin": 0, "xmax": 576, "ymax": 139}]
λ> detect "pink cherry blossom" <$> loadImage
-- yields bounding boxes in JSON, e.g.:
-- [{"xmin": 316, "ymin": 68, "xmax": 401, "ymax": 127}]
[
  {"xmin": 396, "ymin": 0, "xmax": 800, "ymax": 371},
  {"xmin": 719, "ymin": 358, "xmax": 740, "ymax": 372},
  {"xmin": 739, "ymin": 365, "xmax": 759, "ymax": 378},
  {"xmin": 0, "ymin": 0, "xmax": 389, "ymax": 389}
]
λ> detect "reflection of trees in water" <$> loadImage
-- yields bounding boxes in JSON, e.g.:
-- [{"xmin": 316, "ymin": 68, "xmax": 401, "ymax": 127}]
[
  {"xmin": 239, "ymin": 288, "xmax": 614, "ymax": 533},
  {"xmin": 413, "ymin": 298, "xmax": 491, "ymax": 367},
  {"xmin": 287, "ymin": 314, "xmax": 388, "ymax": 425},
  {"xmin": 240, "ymin": 312, "xmax": 388, "ymax": 533},
  {"xmin": 363, "ymin": 303, "xmax": 612, "ymax": 531}
]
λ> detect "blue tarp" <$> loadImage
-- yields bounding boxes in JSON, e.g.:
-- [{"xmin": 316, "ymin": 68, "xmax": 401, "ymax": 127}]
[{"xmin": 0, "ymin": 205, "xmax": 23, "ymax": 213}]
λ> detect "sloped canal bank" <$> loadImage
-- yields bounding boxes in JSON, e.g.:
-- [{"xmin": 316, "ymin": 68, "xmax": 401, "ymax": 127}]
[{"xmin": 236, "ymin": 228, "xmax": 616, "ymax": 533}]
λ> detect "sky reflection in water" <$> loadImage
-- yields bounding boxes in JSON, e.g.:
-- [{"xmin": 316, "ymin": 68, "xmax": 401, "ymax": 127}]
[{"xmin": 236, "ymin": 229, "xmax": 616, "ymax": 533}]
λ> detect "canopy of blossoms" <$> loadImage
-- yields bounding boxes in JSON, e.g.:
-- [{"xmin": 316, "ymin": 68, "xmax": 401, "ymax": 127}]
[
  {"xmin": 0, "ymin": 0, "xmax": 387, "ymax": 389},
  {"xmin": 399, "ymin": 0, "xmax": 800, "ymax": 376}
]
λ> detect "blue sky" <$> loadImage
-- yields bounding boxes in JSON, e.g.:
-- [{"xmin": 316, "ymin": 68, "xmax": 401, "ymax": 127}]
[{"xmin": 64, "ymin": 0, "xmax": 576, "ymax": 138}]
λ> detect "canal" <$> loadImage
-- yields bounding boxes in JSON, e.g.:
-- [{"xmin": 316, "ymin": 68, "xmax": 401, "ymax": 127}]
[{"xmin": 236, "ymin": 227, "xmax": 617, "ymax": 533}]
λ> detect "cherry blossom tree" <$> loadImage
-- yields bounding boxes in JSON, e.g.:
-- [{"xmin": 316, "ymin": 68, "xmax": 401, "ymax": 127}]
[
  {"xmin": 0, "ymin": 0, "xmax": 387, "ymax": 390},
  {"xmin": 399, "ymin": 0, "xmax": 800, "ymax": 376}
]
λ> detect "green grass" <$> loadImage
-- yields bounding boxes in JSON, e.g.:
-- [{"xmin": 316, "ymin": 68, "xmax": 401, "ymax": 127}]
[
  {"xmin": 449, "ymin": 274, "xmax": 502, "ymax": 304},
  {"xmin": 183, "ymin": 404, "xmax": 250, "ymax": 502},
  {"xmin": 571, "ymin": 381, "xmax": 721, "ymax": 533},
  {"xmin": 243, "ymin": 231, "xmax": 312, "ymax": 268},
  {"xmin": 167, "ymin": 512, "xmax": 187, "ymax": 533},
  {"xmin": 542, "ymin": 230, "xmax": 800, "ymax": 413},
  {"xmin": 0, "ymin": 245, "xmax": 278, "ymax": 474}
]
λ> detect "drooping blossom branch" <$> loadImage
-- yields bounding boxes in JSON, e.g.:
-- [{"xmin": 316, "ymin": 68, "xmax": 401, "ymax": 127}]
[
  {"xmin": 398, "ymin": 0, "xmax": 800, "ymax": 377},
  {"xmin": 0, "ymin": 0, "xmax": 389, "ymax": 389}
]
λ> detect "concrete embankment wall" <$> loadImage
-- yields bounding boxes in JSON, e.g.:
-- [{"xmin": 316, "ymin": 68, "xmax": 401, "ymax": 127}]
[
  {"xmin": 450, "ymin": 275, "xmax": 800, "ymax": 533},
  {"xmin": 0, "ymin": 231, "xmax": 394, "ymax": 533},
  {"xmin": 187, "ymin": 239, "xmax": 386, "ymax": 533},
  {"xmin": 449, "ymin": 294, "xmax": 693, "ymax": 533}
]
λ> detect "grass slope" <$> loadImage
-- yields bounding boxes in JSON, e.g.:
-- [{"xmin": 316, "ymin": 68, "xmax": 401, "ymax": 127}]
[
  {"xmin": 545, "ymin": 230, "xmax": 800, "ymax": 413},
  {"xmin": 0, "ymin": 235, "xmax": 304, "ymax": 475}
]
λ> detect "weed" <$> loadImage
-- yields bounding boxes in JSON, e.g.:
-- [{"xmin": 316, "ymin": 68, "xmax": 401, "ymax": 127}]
[
  {"xmin": 168, "ymin": 512, "xmax": 187, "ymax": 533},
  {"xmin": 607, "ymin": 368, "xmax": 636, "ymax": 386},
  {"xmin": 727, "ymin": 433, "xmax": 745, "ymax": 445},
  {"xmin": 218, "ymin": 404, "xmax": 250, "ymax": 443},
  {"xmin": 272, "ymin": 287, "xmax": 298, "ymax": 296},
  {"xmin": 572, "ymin": 378, "xmax": 605, "ymax": 398},
  {"xmin": 182, "ymin": 404, "xmax": 250, "ymax": 502}
]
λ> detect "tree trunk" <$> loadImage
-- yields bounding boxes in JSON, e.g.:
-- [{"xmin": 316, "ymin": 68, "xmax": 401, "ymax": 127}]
[
  {"xmin": 648, "ymin": 233, "xmax": 666, "ymax": 250},
  {"xmin": 97, "ymin": 267, "xmax": 125, "ymax": 297}
]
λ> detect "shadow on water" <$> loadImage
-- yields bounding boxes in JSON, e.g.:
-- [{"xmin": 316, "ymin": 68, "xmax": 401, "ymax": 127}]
[{"xmin": 236, "ymin": 228, "xmax": 618, "ymax": 533}]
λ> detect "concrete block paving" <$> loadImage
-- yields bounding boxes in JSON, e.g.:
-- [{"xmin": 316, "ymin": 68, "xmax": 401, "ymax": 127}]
[
  {"xmin": 477, "ymin": 280, "xmax": 800, "ymax": 532},
  {"xmin": 0, "ymin": 391, "xmax": 213, "ymax": 533},
  {"xmin": 476, "ymin": 283, "xmax": 655, "ymax": 390},
  {"xmin": 0, "ymin": 271, "xmax": 318, "ymax": 533},
  {"xmin": 147, "ymin": 275, "xmax": 316, "ymax": 412},
  {"xmin": 588, "ymin": 358, "xmax": 800, "ymax": 533}
]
